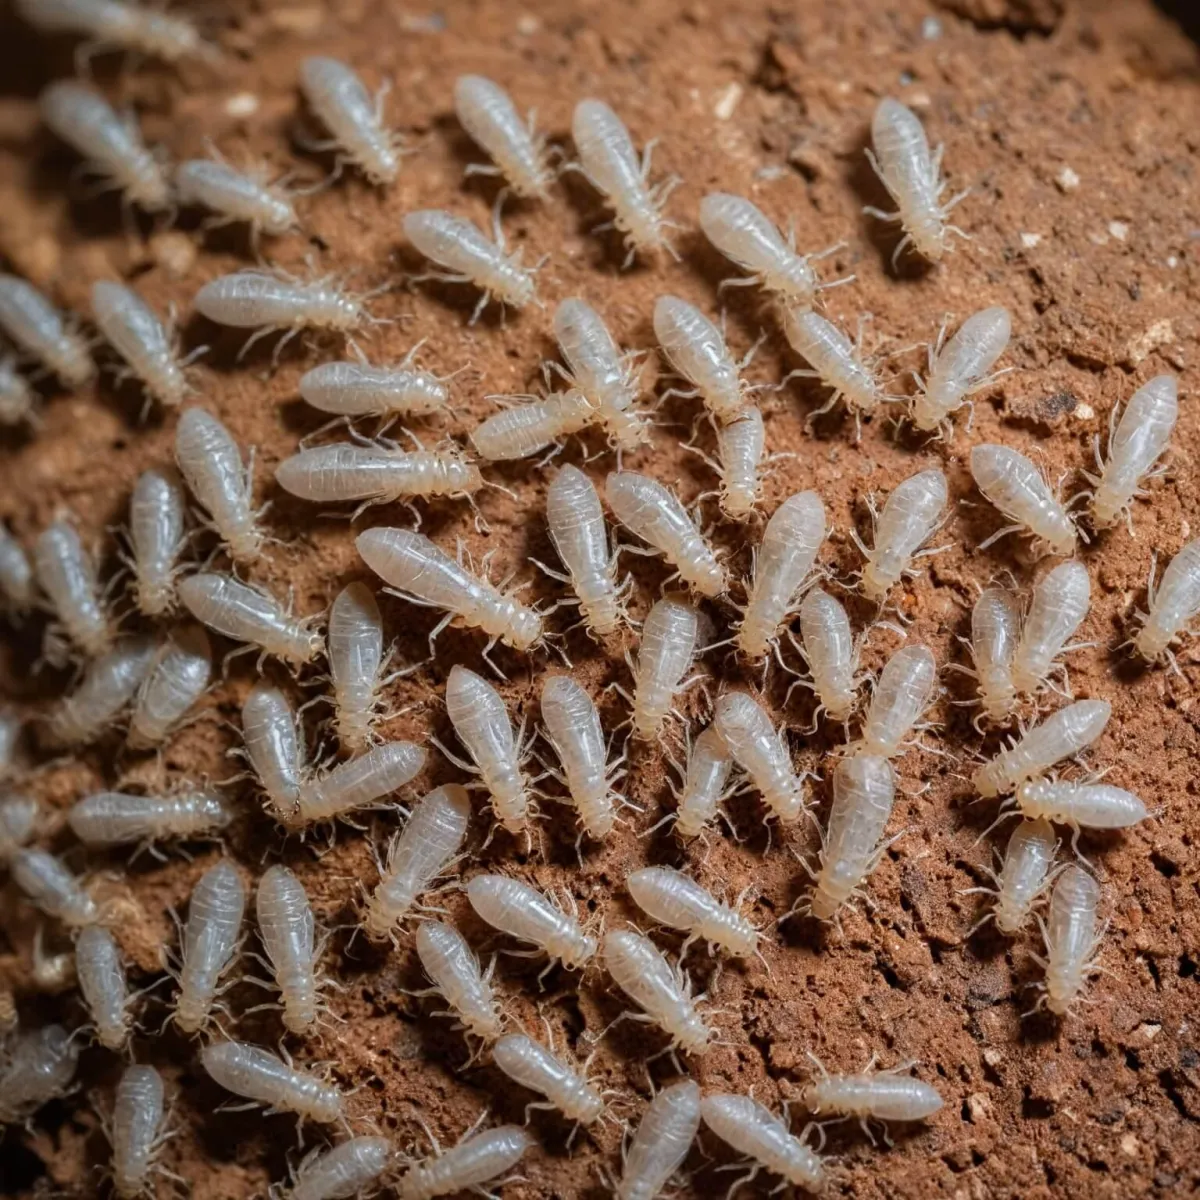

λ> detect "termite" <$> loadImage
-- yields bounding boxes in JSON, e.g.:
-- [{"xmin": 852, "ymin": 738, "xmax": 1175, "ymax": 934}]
[
  {"xmin": 0, "ymin": 1025, "xmax": 80, "ymax": 1124},
  {"xmin": 127, "ymin": 467, "xmax": 187, "ymax": 617},
  {"xmin": 865, "ymin": 97, "xmax": 968, "ymax": 267},
  {"xmin": 853, "ymin": 467, "xmax": 948, "ymax": 602},
  {"xmin": 299, "ymin": 56, "xmax": 403, "ymax": 185},
  {"xmin": 970, "ymin": 444, "xmax": 1076, "ymax": 558},
  {"xmin": 1015, "ymin": 777, "xmax": 1148, "ymax": 838},
  {"xmin": 1133, "ymin": 537, "xmax": 1200, "ymax": 665},
  {"xmin": 1012, "ymin": 560, "xmax": 1090, "ymax": 698},
  {"xmin": 493, "ymin": 1032, "xmax": 604, "ymax": 1126},
  {"xmin": 201, "ymin": 1040, "xmax": 344, "ymax": 1124},
  {"xmin": 39, "ymin": 80, "xmax": 170, "ymax": 212},
  {"xmin": 0, "ymin": 794, "xmax": 39, "ymax": 860},
  {"xmin": 46, "ymin": 637, "xmax": 157, "ymax": 747},
  {"xmin": 800, "ymin": 1056, "xmax": 944, "ymax": 1137},
  {"xmin": 857, "ymin": 644, "xmax": 937, "ymax": 758},
  {"xmin": 11, "ymin": 847, "xmax": 99, "ymax": 927},
  {"xmin": 0, "ymin": 707, "xmax": 25, "ymax": 778},
  {"xmin": 713, "ymin": 691, "xmax": 807, "ymax": 824},
  {"xmin": 606, "ymin": 472, "xmax": 726, "ymax": 597},
  {"xmin": 175, "ymin": 155, "xmax": 300, "ymax": 246},
  {"xmin": 325, "ymin": 582, "xmax": 388, "ymax": 753},
  {"xmin": 794, "ymin": 588, "xmax": 859, "ymax": 724},
  {"xmin": 601, "ymin": 929, "xmax": 711, "ymax": 1056},
  {"xmin": 615, "ymin": 1079, "xmax": 701, "ymax": 1200},
  {"xmin": 128, "ymin": 624, "xmax": 213, "ymax": 748},
  {"xmin": 68, "ymin": 788, "xmax": 232, "ymax": 850},
  {"xmin": 75, "ymin": 923, "xmax": 132, "ymax": 1050},
  {"xmin": 454, "ymin": 75, "xmax": 552, "ymax": 200},
  {"xmin": 294, "ymin": 741, "xmax": 425, "ymax": 826},
  {"xmin": 972, "ymin": 698, "xmax": 1111, "ymax": 799},
  {"xmin": 700, "ymin": 1093, "xmax": 825, "ymax": 1191},
  {"xmin": 172, "ymin": 858, "xmax": 245, "ymax": 1035},
  {"xmin": 670, "ymin": 723, "xmax": 734, "ymax": 840},
  {"xmin": 958, "ymin": 587, "xmax": 1020, "ymax": 726},
  {"xmin": 286, "ymin": 1136, "xmax": 392, "ymax": 1200},
  {"xmin": 467, "ymin": 873, "xmax": 597, "ymax": 971},
  {"xmin": 571, "ymin": 98, "xmax": 676, "ymax": 266},
  {"xmin": 0, "ymin": 357, "xmax": 35, "ymax": 425},
  {"xmin": 110, "ymin": 1064, "xmax": 169, "ymax": 1200},
  {"xmin": 470, "ymin": 391, "xmax": 595, "ymax": 461},
  {"xmin": 33, "ymin": 928, "xmax": 77, "ymax": 993},
  {"xmin": 255, "ymin": 864, "xmax": 324, "ymax": 1034},
  {"xmin": 414, "ymin": 920, "xmax": 503, "ymax": 1044},
  {"xmin": 911, "ymin": 306, "xmax": 1010, "ymax": 434},
  {"xmin": 713, "ymin": 406, "xmax": 767, "ymax": 520},
  {"xmin": 781, "ymin": 308, "xmax": 890, "ymax": 421},
  {"xmin": 16, "ymin": 0, "xmax": 217, "ymax": 65},
  {"xmin": 653, "ymin": 295, "xmax": 754, "ymax": 423},
  {"xmin": 299, "ymin": 355, "xmax": 450, "ymax": 426},
  {"xmin": 0, "ymin": 524, "xmax": 35, "ymax": 615},
  {"xmin": 964, "ymin": 817, "xmax": 1059, "ymax": 935},
  {"xmin": 241, "ymin": 683, "xmax": 306, "ymax": 820},
  {"xmin": 627, "ymin": 866, "xmax": 758, "ymax": 958},
  {"xmin": 395, "ymin": 1123, "xmax": 534, "ymax": 1200},
  {"xmin": 0, "ymin": 273, "xmax": 93, "ymax": 387},
  {"xmin": 362, "ymin": 785, "xmax": 471, "ymax": 939},
  {"xmin": 34, "ymin": 517, "xmax": 112, "ymax": 660},
  {"xmin": 629, "ymin": 597, "xmax": 701, "ymax": 741},
  {"xmin": 1032, "ymin": 865, "xmax": 1104, "ymax": 1016},
  {"xmin": 736, "ymin": 490, "xmax": 826, "ymax": 660}
]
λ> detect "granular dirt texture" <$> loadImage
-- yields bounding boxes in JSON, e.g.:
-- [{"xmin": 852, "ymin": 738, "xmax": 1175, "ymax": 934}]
[{"xmin": 0, "ymin": 0, "xmax": 1199, "ymax": 1196}]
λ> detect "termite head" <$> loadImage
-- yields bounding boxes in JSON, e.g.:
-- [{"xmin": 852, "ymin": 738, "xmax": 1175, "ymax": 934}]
[
  {"xmin": 227, "ymin": 527, "xmax": 264, "ymax": 565},
  {"xmin": 860, "ymin": 557, "xmax": 897, "ymax": 604},
  {"xmin": 971, "ymin": 759, "xmax": 1005, "ymax": 800},
  {"xmin": 1046, "ymin": 968, "xmax": 1084, "ymax": 1017},
  {"xmin": 721, "ymin": 480, "xmax": 760, "ymax": 522},
  {"xmin": 681, "ymin": 557, "xmax": 727, "ymax": 598},
  {"xmin": 993, "ymin": 897, "xmax": 1027, "ymax": 936},
  {"xmin": 559, "ymin": 930, "xmax": 599, "ymax": 973},
  {"xmin": 771, "ymin": 259, "xmax": 818, "ymax": 310},
  {"xmin": 908, "ymin": 212, "xmax": 949, "ymax": 263},
  {"xmin": 674, "ymin": 1012, "xmax": 712, "ymax": 1057},
  {"xmin": 497, "ymin": 269, "xmax": 536, "ymax": 310},
  {"xmin": 129, "ymin": 169, "xmax": 173, "ymax": 215},
  {"xmin": 1133, "ymin": 622, "xmax": 1168, "ymax": 663},
  {"xmin": 501, "ymin": 604, "xmax": 543, "ymax": 652},
  {"xmin": 285, "ymin": 625, "xmax": 326, "ymax": 669}
]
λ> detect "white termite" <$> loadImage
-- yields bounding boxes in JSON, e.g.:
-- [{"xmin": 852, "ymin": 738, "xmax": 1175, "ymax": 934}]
[
  {"xmin": 75, "ymin": 924, "xmax": 132, "ymax": 1051},
  {"xmin": 972, "ymin": 698, "xmax": 1111, "ymax": 798},
  {"xmin": 128, "ymin": 625, "xmax": 212, "ymax": 748},
  {"xmin": 0, "ymin": 794, "xmax": 39, "ymax": 860},
  {"xmin": 46, "ymin": 636, "xmax": 157, "ymax": 747},
  {"xmin": 493, "ymin": 1032, "xmax": 603, "ymax": 1125},
  {"xmin": 34, "ymin": 518, "xmax": 111, "ymax": 660},
  {"xmin": 174, "ymin": 407, "xmax": 262, "ymax": 564},
  {"xmin": 713, "ymin": 691, "xmax": 806, "ymax": 824},
  {"xmin": 801, "ymin": 1059, "xmax": 944, "ymax": 1128},
  {"xmin": 294, "ymin": 741, "xmax": 425, "ymax": 826},
  {"xmin": 795, "ymin": 588, "xmax": 859, "ymax": 724},
  {"xmin": 299, "ymin": 56, "xmax": 403, "ymax": 185},
  {"xmin": 0, "ymin": 1026, "xmax": 80, "ymax": 1124},
  {"xmin": 179, "ymin": 573, "xmax": 323, "ymax": 668},
  {"xmin": 616, "ymin": 1079, "xmax": 701, "ymax": 1200},
  {"xmin": 911, "ymin": 307, "xmax": 1011, "ymax": 434},
  {"xmin": 128, "ymin": 467, "xmax": 187, "ymax": 617},
  {"xmin": 0, "ymin": 524, "xmax": 35, "ymax": 615},
  {"xmin": 858, "ymin": 644, "xmax": 936, "ymax": 758},
  {"xmin": 175, "ymin": 156, "xmax": 299, "ymax": 243},
  {"xmin": 653, "ymin": 295, "xmax": 752, "ymax": 423},
  {"xmin": 470, "ymin": 391, "xmax": 595, "ymax": 461},
  {"xmin": 1134, "ymin": 537, "xmax": 1200, "ymax": 664},
  {"xmin": 362, "ymin": 785, "xmax": 471, "ymax": 939},
  {"xmin": 782, "ymin": 308, "xmax": 888, "ymax": 419},
  {"xmin": 1012, "ymin": 560, "xmax": 1090, "ymax": 697},
  {"xmin": 602, "ymin": 929, "xmax": 711, "ymax": 1056},
  {"xmin": 627, "ymin": 866, "xmax": 757, "ymax": 958},
  {"xmin": 961, "ymin": 587, "xmax": 1020, "ymax": 725},
  {"xmin": 91, "ymin": 281, "xmax": 192, "ymax": 409},
  {"xmin": 326, "ymin": 583, "xmax": 387, "ymax": 752},
  {"xmin": 172, "ymin": 859, "xmax": 245, "ymax": 1035},
  {"xmin": 700, "ymin": 1094, "xmax": 824, "ymax": 1192},
  {"xmin": 854, "ymin": 467, "xmax": 948, "ymax": 602},
  {"xmin": 256, "ymin": 864, "xmax": 322, "ymax": 1034},
  {"xmin": 540, "ymin": 674, "xmax": 621, "ymax": 840},
  {"xmin": 444, "ymin": 664, "xmax": 530, "ymax": 835},
  {"xmin": 736, "ymin": 490, "xmax": 826, "ymax": 659},
  {"xmin": 287, "ymin": 1137, "xmax": 392, "ymax": 1200},
  {"xmin": 970, "ymin": 444, "xmax": 1076, "ymax": 558},
  {"xmin": 39, "ymin": 80, "xmax": 170, "ymax": 212},
  {"xmin": 571, "ymin": 99, "xmax": 675, "ymax": 266},
  {"xmin": 606, "ymin": 472, "xmax": 726, "ymax": 597},
  {"xmin": 865, "ymin": 97, "xmax": 967, "ymax": 266},
  {"xmin": 0, "ymin": 708, "xmax": 24, "ymax": 779},
  {"xmin": 16, "ymin": 0, "xmax": 217, "ymax": 64},
  {"xmin": 414, "ymin": 920, "xmax": 502, "ymax": 1043},
  {"xmin": 356, "ymin": 527, "xmax": 543, "ymax": 657},
  {"xmin": 1034, "ymin": 865, "xmax": 1104, "ymax": 1016},
  {"xmin": 111, "ymin": 1064, "xmax": 168, "ymax": 1200},
  {"xmin": 395, "ymin": 1125, "xmax": 534, "ymax": 1200},
  {"xmin": 467, "ymin": 874, "xmax": 597, "ymax": 970},
  {"xmin": 808, "ymin": 754, "xmax": 896, "ymax": 921},
  {"xmin": 68, "ymin": 788, "xmax": 232, "ymax": 849},
  {"xmin": 0, "ymin": 357, "xmax": 35, "ymax": 425},
  {"xmin": 201, "ymin": 1040, "xmax": 344, "ymax": 1124},
  {"xmin": 299, "ymin": 356, "xmax": 449, "ymax": 423},
  {"xmin": 671, "ymin": 723, "xmax": 734, "ymax": 840},
  {"xmin": 966, "ymin": 817, "xmax": 1059, "ymax": 935},
  {"xmin": 714, "ymin": 406, "xmax": 767, "ymax": 520},
  {"xmin": 0, "ymin": 274, "xmax": 93, "ymax": 387},
  {"xmin": 630, "ymin": 597, "xmax": 700, "ymax": 741},
  {"xmin": 1016, "ymin": 778, "xmax": 1148, "ymax": 834},
  {"xmin": 454, "ymin": 75, "xmax": 552, "ymax": 200},
  {"xmin": 1087, "ymin": 374, "xmax": 1177, "ymax": 530},
  {"xmin": 11, "ymin": 847, "xmax": 99, "ymax": 927},
  {"xmin": 240, "ymin": 683, "xmax": 306, "ymax": 820}
]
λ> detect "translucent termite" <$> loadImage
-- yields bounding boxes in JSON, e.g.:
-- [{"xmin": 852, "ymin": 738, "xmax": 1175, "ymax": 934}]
[
  {"xmin": 854, "ymin": 467, "xmax": 947, "ymax": 602},
  {"xmin": 808, "ymin": 755, "xmax": 896, "ymax": 921},
  {"xmin": 128, "ymin": 625, "xmax": 212, "ymax": 748},
  {"xmin": 11, "ymin": 847, "xmax": 99, "ymax": 927},
  {"xmin": 34, "ymin": 518, "xmax": 111, "ymax": 660},
  {"xmin": 16, "ymin": 0, "xmax": 217, "ymax": 64},
  {"xmin": 616, "ymin": 1079, "xmax": 701, "ymax": 1200},
  {"xmin": 911, "ymin": 306, "xmax": 1010, "ymax": 434},
  {"xmin": 1012, "ymin": 560, "xmax": 1090, "ymax": 697},
  {"xmin": 858, "ymin": 644, "xmax": 936, "ymax": 758},
  {"xmin": 0, "ymin": 708, "xmax": 25, "ymax": 779},
  {"xmin": 0, "ymin": 794, "xmax": 39, "ymax": 860},
  {"xmin": 0, "ymin": 524, "xmax": 35, "ymax": 615},
  {"xmin": 454, "ymin": 75, "xmax": 552, "ymax": 200},
  {"xmin": 75, "ymin": 924, "xmax": 132, "ymax": 1050},
  {"xmin": 0, "ymin": 1025, "xmax": 79, "ymax": 1124},
  {"xmin": 68, "ymin": 788, "xmax": 232, "ymax": 849},
  {"xmin": 39, "ymin": 81, "xmax": 170, "ymax": 212},
  {"xmin": 630, "ymin": 597, "xmax": 700, "ymax": 741},
  {"xmin": 493, "ymin": 1032, "xmax": 603, "ymax": 1126},
  {"xmin": 175, "ymin": 156, "xmax": 299, "ymax": 243},
  {"xmin": 326, "ymin": 583, "xmax": 387, "ymax": 752},
  {"xmin": 111, "ymin": 1064, "xmax": 168, "ymax": 1200},
  {"xmin": 46, "ymin": 636, "xmax": 157, "ymax": 747},
  {"xmin": 201, "ymin": 1040, "xmax": 344, "ymax": 1124},
  {"xmin": 571, "ymin": 99, "xmax": 675, "ymax": 266},
  {"xmin": 782, "ymin": 308, "xmax": 887, "ymax": 418},
  {"xmin": 1088, "ymin": 375, "xmax": 1177, "ymax": 530},
  {"xmin": 299, "ymin": 56, "xmax": 403, "ymax": 185},
  {"xmin": 700, "ymin": 1094, "xmax": 824, "ymax": 1191},
  {"xmin": 467, "ymin": 873, "xmax": 596, "ymax": 970},
  {"xmin": 173, "ymin": 859, "xmax": 245, "ymax": 1035},
  {"xmin": 0, "ymin": 273, "xmax": 93, "ymax": 387},
  {"xmin": 1134, "ymin": 537, "xmax": 1200, "ymax": 664},
  {"xmin": 795, "ymin": 588, "xmax": 858, "ymax": 724},
  {"xmin": 962, "ymin": 587, "xmax": 1020, "ymax": 725},
  {"xmin": 0, "ymin": 357, "xmax": 35, "ymax": 425},
  {"xmin": 240, "ymin": 683, "xmax": 306, "ymax": 820},
  {"xmin": 544, "ymin": 464, "xmax": 624, "ymax": 637},
  {"xmin": 972, "ymin": 699, "xmax": 1111, "ymax": 799},
  {"xmin": 128, "ymin": 467, "xmax": 187, "ymax": 617},
  {"xmin": 91, "ymin": 281, "xmax": 191, "ymax": 409},
  {"xmin": 414, "ymin": 920, "xmax": 502, "ymax": 1043},
  {"xmin": 362, "ymin": 785, "xmax": 471, "ymax": 939},
  {"xmin": 865, "ymin": 97, "xmax": 967, "ymax": 266},
  {"xmin": 174, "ymin": 408, "xmax": 262, "ymax": 564},
  {"xmin": 714, "ymin": 406, "xmax": 767, "ymax": 520},
  {"xmin": 671, "ymin": 724, "xmax": 734, "ymax": 840},
  {"xmin": 470, "ymin": 391, "xmax": 595, "ymax": 461},
  {"xmin": 287, "ymin": 1136, "xmax": 392, "ymax": 1200},
  {"xmin": 179, "ymin": 574, "xmax": 323, "ymax": 668},
  {"xmin": 256, "ymin": 864, "xmax": 322, "ymax": 1034},
  {"xmin": 1034, "ymin": 865, "xmax": 1103, "ymax": 1016},
  {"xmin": 970, "ymin": 444, "xmax": 1076, "ymax": 558},
  {"xmin": 967, "ymin": 817, "xmax": 1059, "ymax": 935},
  {"xmin": 606, "ymin": 472, "xmax": 725, "ymax": 597},
  {"xmin": 627, "ymin": 866, "xmax": 757, "ymax": 958},
  {"xmin": 299, "ymin": 357, "xmax": 449, "ymax": 423},
  {"xmin": 356, "ymin": 527, "xmax": 543, "ymax": 656},
  {"xmin": 295, "ymin": 741, "xmax": 425, "ymax": 826},
  {"xmin": 395, "ymin": 1125, "xmax": 534, "ymax": 1200},
  {"xmin": 800, "ymin": 1059, "xmax": 944, "ymax": 1129},
  {"xmin": 1015, "ymin": 778, "xmax": 1148, "ymax": 834},
  {"xmin": 653, "ymin": 295, "xmax": 751, "ymax": 423},
  {"xmin": 540, "ymin": 674, "xmax": 621, "ymax": 840},
  {"xmin": 736, "ymin": 490, "xmax": 826, "ymax": 659},
  {"xmin": 713, "ymin": 691, "xmax": 806, "ymax": 824},
  {"xmin": 602, "ymin": 929, "xmax": 711, "ymax": 1056},
  {"xmin": 444, "ymin": 664, "xmax": 530, "ymax": 835}
]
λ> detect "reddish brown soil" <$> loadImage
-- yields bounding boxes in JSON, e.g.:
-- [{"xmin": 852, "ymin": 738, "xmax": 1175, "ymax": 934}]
[{"xmin": 1, "ymin": 0, "xmax": 1199, "ymax": 1196}]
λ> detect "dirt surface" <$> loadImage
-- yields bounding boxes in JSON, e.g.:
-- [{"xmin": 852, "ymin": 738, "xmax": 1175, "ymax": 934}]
[{"xmin": 0, "ymin": 0, "xmax": 1199, "ymax": 1196}]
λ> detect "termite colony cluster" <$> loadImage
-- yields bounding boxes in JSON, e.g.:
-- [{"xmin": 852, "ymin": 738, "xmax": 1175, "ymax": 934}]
[{"xmin": 0, "ymin": 1, "xmax": 1186, "ymax": 1197}]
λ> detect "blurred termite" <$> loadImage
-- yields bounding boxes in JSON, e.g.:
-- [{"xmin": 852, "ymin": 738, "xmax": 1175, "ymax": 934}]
[
  {"xmin": 970, "ymin": 444, "xmax": 1077, "ymax": 559},
  {"xmin": 0, "ymin": 524, "xmax": 35, "ymax": 616},
  {"xmin": 454, "ymin": 75, "xmax": 552, "ymax": 200},
  {"xmin": 909, "ymin": 306, "xmax": 1010, "ymax": 435},
  {"xmin": 128, "ymin": 625, "xmax": 212, "ymax": 748},
  {"xmin": 68, "ymin": 788, "xmax": 232, "ymax": 850},
  {"xmin": 0, "ymin": 1025, "xmax": 80, "ymax": 1125},
  {"xmin": 110, "ymin": 1064, "xmax": 171, "ymax": 1200},
  {"xmin": 34, "ymin": 517, "xmax": 112, "ymax": 661},
  {"xmin": 853, "ymin": 467, "xmax": 948, "ymax": 603},
  {"xmin": 126, "ymin": 467, "xmax": 188, "ymax": 618},
  {"xmin": 171, "ymin": 859, "xmax": 245, "ymax": 1035},
  {"xmin": 0, "ymin": 357, "xmax": 35, "ymax": 426},
  {"xmin": 12, "ymin": 847, "xmax": 100, "ymax": 927},
  {"xmin": 0, "ymin": 273, "xmax": 93, "ymax": 387},
  {"xmin": 75, "ymin": 924, "xmax": 133, "ymax": 1051},
  {"xmin": 713, "ymin": 691, "xmax": 807, "ymax": 824},
  {"xmin": 175, "ymin": 151, "xmax": 301, "ymax": 248},
  {"xmin": 16, "ymin": 0, "xmax": 218, "ymax": 65},
  {"xmin": 46, "ymin": 637, "xmax": 157, "ymax": 747},
  {"xmin": 0, "ymin": 794, "xmax": 39, "ymax": 860}
]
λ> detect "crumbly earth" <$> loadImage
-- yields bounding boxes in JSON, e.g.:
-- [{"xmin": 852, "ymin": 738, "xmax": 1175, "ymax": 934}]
[{"xmin": 0, "ymin": 0, "xmax": 1198, "ymax": 1196}]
